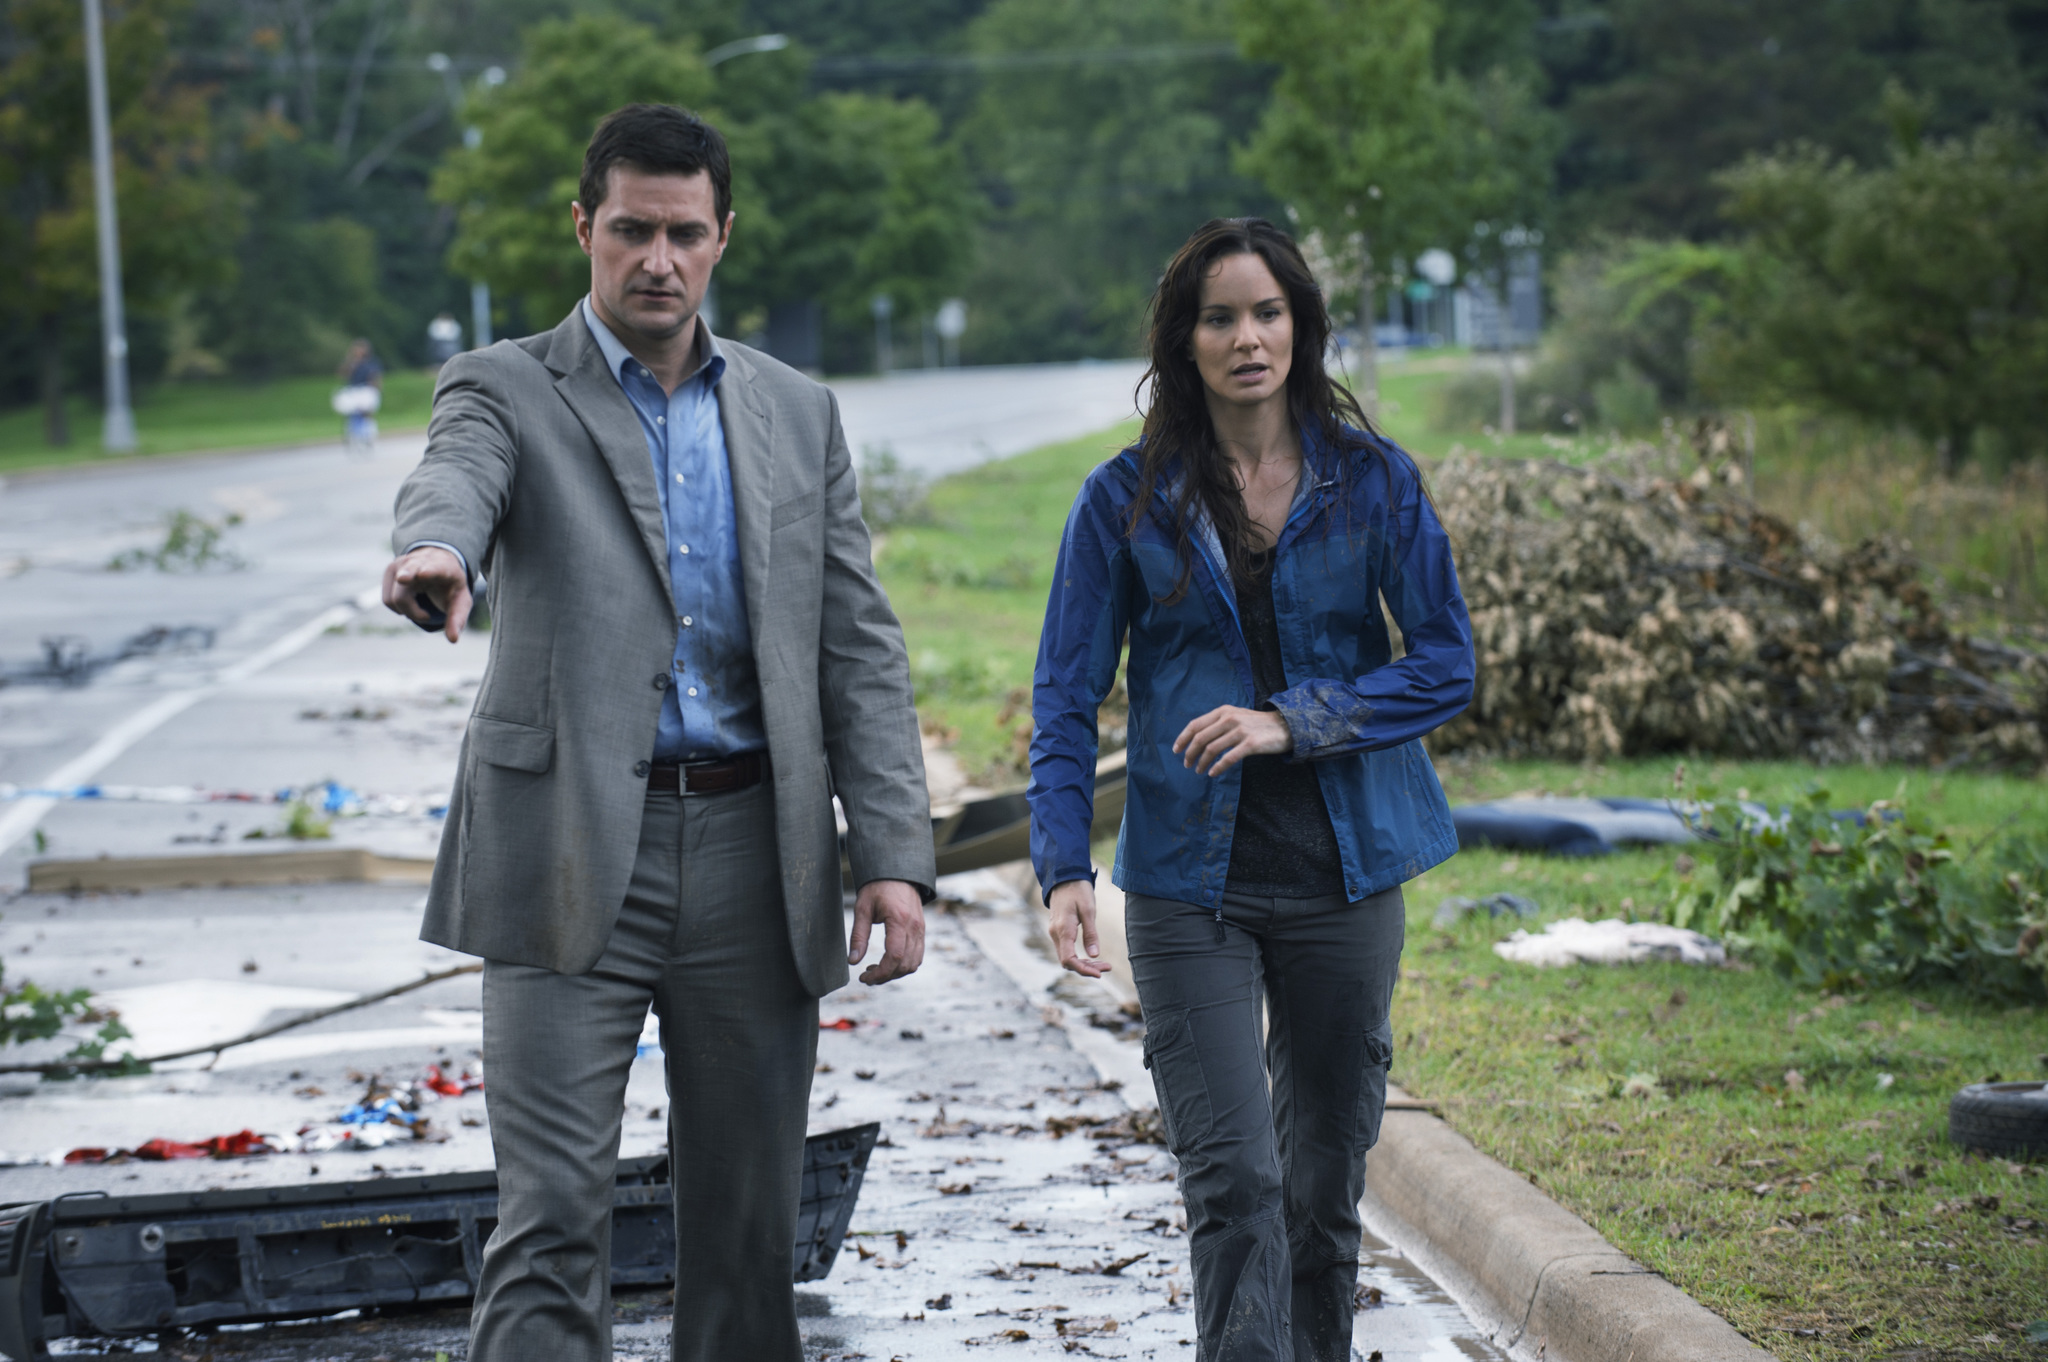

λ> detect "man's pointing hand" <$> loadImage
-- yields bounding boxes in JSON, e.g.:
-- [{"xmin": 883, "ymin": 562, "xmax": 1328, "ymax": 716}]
[{"xmin": 382, "ymin": 546, "xmax": 472, "ymax": 643}]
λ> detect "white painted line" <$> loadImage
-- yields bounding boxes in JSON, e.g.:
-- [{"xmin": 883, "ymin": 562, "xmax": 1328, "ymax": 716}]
[{"xmin": 0, "ymin": 588, "xmax": 379, "ymax": 858}]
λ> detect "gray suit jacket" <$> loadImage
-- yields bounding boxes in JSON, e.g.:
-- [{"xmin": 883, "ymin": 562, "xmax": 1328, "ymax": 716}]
[{"xmin": 393, "ymin": 307, "xmax": 933, "ymax": 996}]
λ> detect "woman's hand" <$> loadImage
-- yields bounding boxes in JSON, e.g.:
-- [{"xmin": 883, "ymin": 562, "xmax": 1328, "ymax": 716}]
[
  {"xmin": 1047, "ymin": 879, "xmax": 1112, "ymax": 978},
  {"xmin": 1174, "ymin": 705, "xmax": 1293, "ymax": 776}
]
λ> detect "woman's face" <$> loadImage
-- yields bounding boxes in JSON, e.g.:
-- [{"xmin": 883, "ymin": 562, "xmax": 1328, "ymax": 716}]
[{"xmin": 1192, "ymin": 252, "xmax": 1293, "ymax": 409}]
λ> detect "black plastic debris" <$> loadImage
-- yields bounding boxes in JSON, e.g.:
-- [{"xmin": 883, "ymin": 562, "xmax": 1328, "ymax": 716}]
[
  {"xmin": 0, "ymin": 1123, "xmax": 878, "ymax": 1358},
  {"xmin": 1431, "ymin": 893, "xmax": 1542, "ymax": 929},
  {"xmin": 0, "ymin": 626, "xmax": 215, "ymax": 690}
]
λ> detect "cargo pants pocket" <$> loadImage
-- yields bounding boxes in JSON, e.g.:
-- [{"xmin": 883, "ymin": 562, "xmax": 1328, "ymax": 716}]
[
  {"xmin": 1357, "ymin": 1022, "xmax": 1394, "ymax": 1152},
  {"xmin": 1141, "ymin": 1009, "xmax": 1214, "ymax": 1156}
]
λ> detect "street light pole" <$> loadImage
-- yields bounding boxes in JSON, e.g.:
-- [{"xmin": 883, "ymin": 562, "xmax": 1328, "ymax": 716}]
[{"xmin": 81, "ymin": 0, "xmax": 135, "ymax": 452}]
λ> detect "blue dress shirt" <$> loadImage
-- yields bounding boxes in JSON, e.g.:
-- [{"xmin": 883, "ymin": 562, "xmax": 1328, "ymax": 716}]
[{"xmin": 581, "ymin": 298, "xmax": 766, "ymax": 762}]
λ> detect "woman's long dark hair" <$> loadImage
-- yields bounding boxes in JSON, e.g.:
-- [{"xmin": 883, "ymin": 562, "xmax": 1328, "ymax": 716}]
[{"xmin": 1130, "ymin": 217, "xmax": 1378, "ymax": 598}]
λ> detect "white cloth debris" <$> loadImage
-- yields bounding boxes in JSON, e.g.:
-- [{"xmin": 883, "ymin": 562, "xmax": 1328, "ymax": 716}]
[
  {"xmin": 1493, "ymin": 917, "xmax": 1727, "ymax": 968},
  {"xmin": 934, "ymin": 868, "xmax": 1029, "ymax": 913}
]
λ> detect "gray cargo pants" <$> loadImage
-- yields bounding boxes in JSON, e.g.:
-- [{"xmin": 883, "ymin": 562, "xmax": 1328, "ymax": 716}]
[
  {"xmin": 1126, "ymin": 888, "xmax": 1404, "ymax": 1362},
  {"xmin": 470, "ymin": 779, "xmax": 818, "ymax": 1362}
]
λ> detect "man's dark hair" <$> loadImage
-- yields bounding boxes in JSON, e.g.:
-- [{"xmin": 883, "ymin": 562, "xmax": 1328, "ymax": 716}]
[{"xmin": 579, "ymin": 104, "xmax": 731, "ymax": 222}]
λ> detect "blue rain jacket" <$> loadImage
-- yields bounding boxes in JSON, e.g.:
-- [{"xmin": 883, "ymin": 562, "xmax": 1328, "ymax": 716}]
[{"xmin": 1028, "ymin": 427, "xmax": 1474, "ymax": 906}]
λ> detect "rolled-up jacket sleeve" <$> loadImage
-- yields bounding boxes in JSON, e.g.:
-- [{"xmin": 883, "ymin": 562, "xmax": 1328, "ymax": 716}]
[
  {"xmin": 1028, "ymin": 473, "xmax": 1132, "ymax": 897},
  {"xmin": 1269, "ymin": 453, "xmax": 1474, "ymax": 760}
]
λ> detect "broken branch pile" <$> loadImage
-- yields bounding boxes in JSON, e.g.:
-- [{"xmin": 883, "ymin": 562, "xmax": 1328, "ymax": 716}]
[{"xmin": 1425, "ymin": 445, "xmax": 2048, "ymax": 768}]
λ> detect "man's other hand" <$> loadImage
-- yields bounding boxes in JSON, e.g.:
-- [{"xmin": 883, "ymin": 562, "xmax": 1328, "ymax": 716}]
[
  {"xmin": 848, "ymin": 879, "xmax": 925, "ymax": 985},
  {"xmin": 382, "ymin": 546, "xmax": 472, "ymax": 643}
]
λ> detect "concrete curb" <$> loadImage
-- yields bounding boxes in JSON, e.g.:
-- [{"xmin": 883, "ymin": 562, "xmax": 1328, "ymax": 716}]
[
  {"xmin": 1363, "ymin": 1101, "xmax": 1776, "ymax": 1362},
  {"xmin": 27, "ymin": 847, "xmax": 433, "ymax": 892}
]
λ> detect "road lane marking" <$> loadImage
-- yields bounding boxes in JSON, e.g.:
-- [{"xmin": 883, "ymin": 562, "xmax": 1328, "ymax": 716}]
[{"xmin": 0, "ymin": 588, "xmax": 378, "ymax": 859}]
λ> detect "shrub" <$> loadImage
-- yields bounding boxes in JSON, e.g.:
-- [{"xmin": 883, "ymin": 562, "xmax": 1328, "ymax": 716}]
[
  {"xmin": 1661, "ymin": 780, "xmax": 2047, "ymax": 999},
  {"xmin": 2, "ymin": 962, "xmax": 134, "ymax": 1074}
]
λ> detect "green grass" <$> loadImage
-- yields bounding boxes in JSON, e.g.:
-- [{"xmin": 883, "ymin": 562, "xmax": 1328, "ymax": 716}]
[
  {"xmin": 1394, "ymin": 845, "xmax": 2048, "ymax": 1361},
  {"xmin": 877, "ymin": 417, "xmax": 1139, "ymax": 778},
  {"xmin": 887, "ymin": 418, "xmax": 2047, "ymax": 1357},
  {"xmin": 0, "ymin": 370, "xmax": 437, "ymax": 474}
]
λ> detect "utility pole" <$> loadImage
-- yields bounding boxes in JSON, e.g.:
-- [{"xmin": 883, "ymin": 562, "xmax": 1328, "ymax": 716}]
[{"xmin": 82, "ymin": 0, "xmax": 135, "ymax": 452}]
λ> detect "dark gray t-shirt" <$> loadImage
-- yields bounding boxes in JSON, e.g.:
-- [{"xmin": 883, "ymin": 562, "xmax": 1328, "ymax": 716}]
[{"xmin": 1225, "ymin": 549, "xmax": 1346, "ymax": 898}]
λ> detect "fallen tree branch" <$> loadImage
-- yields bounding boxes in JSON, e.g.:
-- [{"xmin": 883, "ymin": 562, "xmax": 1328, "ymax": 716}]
[{"xmin": 0, "ymin": 962, "xmax": 483, "ymax": 1077}]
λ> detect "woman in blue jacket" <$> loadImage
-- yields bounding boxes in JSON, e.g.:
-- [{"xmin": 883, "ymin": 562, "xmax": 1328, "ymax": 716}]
[{"xmin": 1028, "ymin": 218, "xmax": 1474, "ymax": 1361}]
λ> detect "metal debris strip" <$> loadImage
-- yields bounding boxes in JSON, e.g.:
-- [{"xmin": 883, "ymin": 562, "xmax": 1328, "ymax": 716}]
[
  {"xmin": 0, "ymin": 1125, "xmax": 880, "ymax": 1357},
  {"xmin": 1426, "ymin": 446, "xmax": 2048, "ymax": 768},
  {"xmin": 0, "ymin": 626, "xmax": 215, "ymax": 689}
]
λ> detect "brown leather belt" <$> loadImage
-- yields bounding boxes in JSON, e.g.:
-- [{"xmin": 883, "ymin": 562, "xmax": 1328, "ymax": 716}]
[{"xmin": 647, "ymin": 751, "xmax": 769, "ymax": 795}]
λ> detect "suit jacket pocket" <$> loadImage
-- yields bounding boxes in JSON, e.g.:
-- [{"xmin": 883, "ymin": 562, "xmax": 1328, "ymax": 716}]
[
  {"xmin": 469, "ymin": 714, "xmax": 555, "ymax": 773},
  {"xmin": 771, "ymin": 494, "xmax": 821, "ymax": 530}
]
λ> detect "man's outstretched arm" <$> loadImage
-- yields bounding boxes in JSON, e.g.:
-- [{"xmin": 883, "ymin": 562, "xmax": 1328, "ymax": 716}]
[{"xmin": 386, "ymin": 352, "xmax": 519, "ymax": 641}]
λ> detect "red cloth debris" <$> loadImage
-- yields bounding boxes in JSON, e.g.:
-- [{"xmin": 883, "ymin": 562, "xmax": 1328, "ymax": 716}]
[
  {"xmin": 819, "ymin": 1017, "xmax": 862, "ymax": 1031},
  {"xmin": 422, "ymin": 1063, "xmax": 484, "ymax": 1097},
  {"xmin": 65, "ymin": 1129, "xmax": 277, "ymax": 1163}
]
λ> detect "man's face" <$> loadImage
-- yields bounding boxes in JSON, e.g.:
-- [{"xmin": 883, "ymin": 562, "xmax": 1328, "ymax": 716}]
[{"xmin": 572, "ymin": 165, "xmax": 732, "ymax": 342}]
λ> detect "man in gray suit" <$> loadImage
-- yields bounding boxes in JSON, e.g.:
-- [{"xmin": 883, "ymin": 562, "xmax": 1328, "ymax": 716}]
[{"xmin": 380, "ymin": 103, "xmax": 934, "ymax": 1362}]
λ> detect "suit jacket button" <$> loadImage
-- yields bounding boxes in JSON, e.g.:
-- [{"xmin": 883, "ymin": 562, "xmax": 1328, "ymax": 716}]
[
  {"xmin": 633, "ymin": 760, "xmax": 651, "ymax": 778},
  {"xmin": 653, "ymin": 673, "xmax": 670, "ymax": 690}
]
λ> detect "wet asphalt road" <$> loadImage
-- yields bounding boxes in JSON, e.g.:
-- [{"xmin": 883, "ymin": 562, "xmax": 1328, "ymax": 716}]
[{"xmin": 6, "ymin": 882, "xmax": 1502, "ymax": 1362}]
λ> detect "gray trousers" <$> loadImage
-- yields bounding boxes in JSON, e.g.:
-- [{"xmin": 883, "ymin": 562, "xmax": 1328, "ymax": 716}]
[
  {"xmin": 470, "ymin": 780, "xmax": 818, "ymax": 1362},
  {"xmin": 1127, "ymin": 888, "xmax": 1405, "ymax": 1362}
]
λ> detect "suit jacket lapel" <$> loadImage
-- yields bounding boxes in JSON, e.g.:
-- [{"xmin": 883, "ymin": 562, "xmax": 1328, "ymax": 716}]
[
  {"xmin": 719, "ymin": 348, "xmax": 776, "ymax": 646},
  {"xmin": 545, "ymin": 312, "xmax": 673, "ymax": 598}
]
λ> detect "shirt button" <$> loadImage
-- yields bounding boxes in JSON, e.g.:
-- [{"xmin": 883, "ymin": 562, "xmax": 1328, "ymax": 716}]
[
  {"xmin": 686, "ymin": 687, "xmax": 698, "ymax": 697},
  {"xmin": 633, "ymin": 760, "xmax": 651, "ymax": 777},
  {"xmin": 680, "ymin": 616, "xmax": 693, "ymax": 627},
  {"xmin": 653, "ymin": 674, "xmax": 669, "ymax": 690},
  {"xmin": 678, "ymin": 544, "xmax": 690, "ymax": 555},
  {"xmin": 675, "ymin": 473, "xmax": 685, "ymax": 484},
  {"xmin": 656, "ymin": 416, "xmax": 665, "ymax": 425}
]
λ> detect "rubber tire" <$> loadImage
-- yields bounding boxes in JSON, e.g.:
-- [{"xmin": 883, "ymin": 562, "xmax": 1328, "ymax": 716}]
[{"xmin": 1948, "ymin": 1081, "xmax": 2048, "ymax": 1160}]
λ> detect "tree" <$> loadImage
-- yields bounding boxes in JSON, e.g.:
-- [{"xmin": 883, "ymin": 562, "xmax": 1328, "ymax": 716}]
[
  {"xmin": 432, "ymin": 14, "xmax": 976, "ymax": 366},
  {"xmin": 191, "ymin": 120, "xmax": 393, "ymax": 378},
  {"xmin": 0, "ymin": 0, "xmax": 234, "ymax": 442},
  {"xmin": 431, "ymin": 15, "xmax": 718, "ymax": 332},
  {"xmin": 1549, "ymin": 0, "xmax": 2035, "ymax": 242},
  {"xmin": 717, "ymin": 90, "xmax": 978, "ymax": 370},
  {"xmin": 1709, "ymin": 114, "xmax": 2048, "ymax": 469},
  {"xmin": 1235, "ymin": 0, "xmax": 1549, "ymax": 413},
  {"xmin": 960, "ymin": 0, "xmax": 1278, "ymax": 363}
]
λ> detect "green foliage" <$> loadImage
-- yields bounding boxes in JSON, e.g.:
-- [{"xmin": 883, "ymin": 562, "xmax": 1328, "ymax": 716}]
[
  {"xmin": 107, "ymin": 508, "xmax": 245, "ymax": 572},
  {"xmin": 1549, "ymin": 0, "xmax": 2036, "ymax": 242},
  {"xmin": 1234, "ymin": 0, "xmax": 1466, "ymax": 278},
  {"xmin": 959, "ymin": 0, "xmax": 1276, "ymax": 362},
  {"xmin": 192, "ymin": 125, "xmax": 392, "ymax": 379},
  {"xmin": 1710, "ymin": 118, "xmax": 2048, "ymax": 466},
  {"xmin": 1662, "ymin": 781, "xmax": 2046, "ymax": 999},
  {"xmin": 856, "ymin": 447, "xmax": 931, "ymax": 529},
  {"xmin": 1434, "ymin": 239, "xmax": 1743, "ymax": 435},
  {"xmin": 243, "ymin": 799, "xmax": 334, "ymax": 841},
  {"xmin": 434, "ymin": 15, "xmax": 716, "ymax": 330},
  {"xmin": 0, "ymin": 0, "xmax": 236, "ymax": 431},
  {"xmin": 434, "ymin": 15, "xmax": 975, "ymax": 368},
  {"xmin": 718, "ymin": 86, "xmax": 978, "ymax": 366},
  {"xmin": 1, "ymin": 961, "xmax": 133, "ymax": 1072}
]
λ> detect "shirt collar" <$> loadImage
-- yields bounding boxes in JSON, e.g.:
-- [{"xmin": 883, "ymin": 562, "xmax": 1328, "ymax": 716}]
[{"xmin": 580, "ymin": 295, "xmax": 726, "ymax": 391}]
